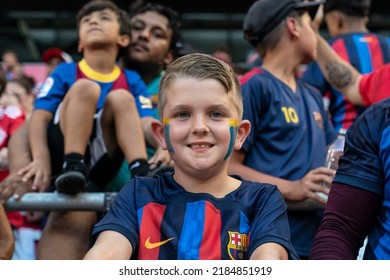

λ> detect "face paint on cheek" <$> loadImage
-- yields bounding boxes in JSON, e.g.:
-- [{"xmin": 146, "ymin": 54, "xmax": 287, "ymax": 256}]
[
  {"xmin": 163, "ymin": 117, "xmax": 175, "ymax": 155},
  {"xmin": 224, "ymin": 119, "xmax": 239, "ymax": 160}
]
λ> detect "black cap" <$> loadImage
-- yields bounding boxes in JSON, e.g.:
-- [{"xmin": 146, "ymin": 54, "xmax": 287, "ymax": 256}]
[
  {"xmin": 243, "ymin": 0, "xmax": 325, "ymax": 47},
  {"xmin": 324, "ymin": 0, "xmax": 370, "ymax": 17}
]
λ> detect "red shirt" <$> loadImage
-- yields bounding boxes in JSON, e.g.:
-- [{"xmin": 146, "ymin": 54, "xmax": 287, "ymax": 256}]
[
  {"xmin": 359, "ymin": 64, "xmax": 390, "ymax": 106},
  {"xmin": 0, "ymin": 104, "xmax": 25, "ymax": 181}
]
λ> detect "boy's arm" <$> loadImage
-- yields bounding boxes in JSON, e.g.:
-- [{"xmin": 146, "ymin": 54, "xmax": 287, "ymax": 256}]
[
  {"xmin": 8, "ymin": 122, "xmax": 31, "ymax": 173},
  {"xmin": 316, "ymin": 35, "xmax": 363, "ymax": 105},
  {"xmin": 0, "ymin": 203, "xmax": 14, "ymax": 260},
  {"xmin": 250, "ymin": 243, "xmax": 288, "ymax": 260},
  {"xmin": 84, "ymin": 230, "xmax": 133, "ymax": 260},
  {"xmin": 228, "ymin": 150, "xmax": 334, "ymax": 205},
  {"xmin": 19, "ymin": 110, "xmax": 53, "ymax": 191}
]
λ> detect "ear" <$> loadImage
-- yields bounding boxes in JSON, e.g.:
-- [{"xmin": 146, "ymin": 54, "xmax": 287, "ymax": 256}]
[
  {"xmin": 150, "ymin": 119, "xmax": 168, "ymax": 150},
  {"xmin": 234, "ymin": 120, "xmax": 251, "ymax": 150},
  {"xmin": 78, "ymin": 41, "xmax": 83, "ymax": 53},
  {"xmin": 162, "ymin": 50, "xmax": 174, "ymax": 65},
  {"xmin": 337, "ymin": 13, "xmax": 344, "ymax": 29},
  {"xmin": 285, "ymin": 17, "xmax": 300, "ymax": 39},
  {"xmin": 118, "ymin": 34, "xmax": 131, "ymax": 48}
]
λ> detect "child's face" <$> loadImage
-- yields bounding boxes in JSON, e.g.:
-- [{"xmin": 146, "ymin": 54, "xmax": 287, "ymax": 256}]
[
  {"xmin": 153, "ymin": 78, "xmax": 249, "ymax": 177},
  {"xmin": 78, "ymin": 9, "xmax": 127, "ymax": 52},
  {"xmin": 128, "ymin": 11, "xmax": 173, "ymax": 65},
  {"xmin": 3, "ymin": 81, "xmax": 33, "ymax": 112}
]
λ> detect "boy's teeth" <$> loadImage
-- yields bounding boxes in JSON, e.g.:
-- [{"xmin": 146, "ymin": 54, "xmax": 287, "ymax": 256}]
[{"xmin": 192, "ymin": 144, "xmax": 209, "ymax": 148}]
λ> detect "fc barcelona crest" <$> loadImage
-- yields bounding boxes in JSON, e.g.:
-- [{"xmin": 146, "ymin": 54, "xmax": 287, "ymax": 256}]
[
  {"xmin": 312, "ymin": 111, "xmax": 324, "ymax": 129},
  {"xmin": 227, "ymin": 231, "xmax": 249, "ymax": 260}
]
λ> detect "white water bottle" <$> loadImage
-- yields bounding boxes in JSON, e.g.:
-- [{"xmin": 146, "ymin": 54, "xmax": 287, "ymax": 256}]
[{"xmin": 318, "ymin": 128, "xmax": 346, "ymax": 200}]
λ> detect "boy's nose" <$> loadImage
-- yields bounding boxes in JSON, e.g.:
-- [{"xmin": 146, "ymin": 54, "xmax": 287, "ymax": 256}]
[{"xmin": 191, "ymin": 118, "xmax": 209, "ymax": 135}]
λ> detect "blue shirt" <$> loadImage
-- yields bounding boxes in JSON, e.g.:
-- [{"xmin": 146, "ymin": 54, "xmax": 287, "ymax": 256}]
[
  {"xmin": 334, "ymin": 98, "xmax": 390, "ymax": 259},
  {"xmin": 34, "ymin": 59, "xmax": 152, "ymax": 117},
  {"xmin": 240, "ymin": 67, "xmax": 336, "ymax": 257},
  {"xmin": 92, "ymin": 172, "xmax": 298, "ymax": 260}
]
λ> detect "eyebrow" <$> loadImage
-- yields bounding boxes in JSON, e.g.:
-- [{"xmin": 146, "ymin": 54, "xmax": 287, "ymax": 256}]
[
  {"xmin": 170, "ymin": 104, "xmax": 190, "ymax": 112},
  {"xmin": 170, "ymin": 104, "xmax": 230, "ymax": 112},
  {"xmin": 131, "ymin": 18, "xmax": 169, "ymax": 32}
]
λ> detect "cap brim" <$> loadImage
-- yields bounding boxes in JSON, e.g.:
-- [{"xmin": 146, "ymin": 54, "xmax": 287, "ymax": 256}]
[
  {"xmin": 294, "ymin": 0, "xmax": 325, "ymax": 20},
  {"xmin": 294, "ymin": 0, "xmax": 325, "ymax": 9}
]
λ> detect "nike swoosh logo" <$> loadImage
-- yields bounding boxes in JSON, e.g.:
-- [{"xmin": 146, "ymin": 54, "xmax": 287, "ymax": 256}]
[{"xmin": 145, "ymin": 237, "xmax": 174, "ymax": 249}]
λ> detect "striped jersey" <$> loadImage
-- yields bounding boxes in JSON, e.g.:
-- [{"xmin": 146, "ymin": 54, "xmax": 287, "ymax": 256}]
[
  {"xmin": 334, "ymin": 98, "xmax": 390, "ymax": 259},
  {"xmin": 92, "ymin": 172, "xmax": 298, "ymax": 260}
]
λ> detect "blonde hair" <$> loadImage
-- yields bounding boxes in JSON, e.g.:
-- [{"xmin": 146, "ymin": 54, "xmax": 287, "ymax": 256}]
[{"xmin": 158, "ymin": 53, "xmax": 243, "ymax": 120}]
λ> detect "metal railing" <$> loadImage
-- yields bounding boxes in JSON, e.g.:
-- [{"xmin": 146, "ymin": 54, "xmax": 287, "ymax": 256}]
[
  {"xmin": 4, "ymin": 193, "xmax": 118, "ymax": 212},
  {"xmin": 3, "ymin": 192, "xmax": 324, "ymax": 212}
]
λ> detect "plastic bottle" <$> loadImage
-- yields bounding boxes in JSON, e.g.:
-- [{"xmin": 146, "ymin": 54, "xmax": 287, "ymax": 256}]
[
  {"xmin": 317, "ymin": 128, "xmax": 346, "ymax": 200},
  {"xmin": 325, "ymin": 128, "xmax": 346, "ymax": 171}
]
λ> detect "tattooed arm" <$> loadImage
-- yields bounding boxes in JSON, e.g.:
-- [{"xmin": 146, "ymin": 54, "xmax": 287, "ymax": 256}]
[{"xmin": 315, "ymin": 35, "xmax": 363, "ymax": 105}]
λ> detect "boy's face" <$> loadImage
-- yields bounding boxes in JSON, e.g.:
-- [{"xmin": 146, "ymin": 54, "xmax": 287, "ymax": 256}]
[
  {"xmin": 297, "ymin": 12, "xmax": 318, "ymax": 64},
  {"xmin": 152, "ymin": 78, "xmax": 250, "ymax": 177},
  {"xmin": 128, "ymin": 11, "xmax": 174, "ymax": 65},
  {"xmin": 78, "ymin": 9, "xmax": 128, "ymax": 52}
]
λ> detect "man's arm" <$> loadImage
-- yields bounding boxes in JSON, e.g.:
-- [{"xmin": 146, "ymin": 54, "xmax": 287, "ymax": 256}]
[
  {"xmin": 315, "ymin": 35, "xmax": 363, "ymax": 105},
  {"xmin": 310, "ymin": 183, "xmax": 380, "ymax": 259},
  {"xmin": 84, "ymin": 231, "xmax": 133, "ymax": 260}
]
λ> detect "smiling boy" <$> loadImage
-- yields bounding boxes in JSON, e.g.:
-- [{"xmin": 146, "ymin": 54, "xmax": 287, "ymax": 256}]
[{"xmin": 84, "ymin": 53, "xmax": 297, "ymax": 260}]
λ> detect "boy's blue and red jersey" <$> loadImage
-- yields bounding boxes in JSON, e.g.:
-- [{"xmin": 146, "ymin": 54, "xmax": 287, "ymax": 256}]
[
  {"xmin": 302, "ymin": 33, "xmax": 390, "ymax": 132},
  {"xmin": 92, "ymin": 173, "xmax": 298, "ymax": 260},
  {"xmin": 334, "ymin": 98, "xmax": 390, "ymax": 259},
  {"xmin": 240, "ymin": 67, "xmax": 336, "ymax": 257},
  {"xmin": 34, "ymin": 59, "xmax": 152, "ymax": 116}
]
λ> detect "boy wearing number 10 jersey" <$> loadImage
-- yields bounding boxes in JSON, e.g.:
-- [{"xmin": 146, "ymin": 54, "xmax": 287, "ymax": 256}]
[{"xmin": 228, "ymin": 0, "xmax": 336, "ymax": 259}]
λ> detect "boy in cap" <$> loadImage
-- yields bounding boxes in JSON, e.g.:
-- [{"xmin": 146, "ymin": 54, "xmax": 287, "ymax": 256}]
[
  {"xmin": 302, "ymin": 0, "xmax": 390, "ymax": 133},
  {"xmin": 229, "ymin": 0, "xmax": 336, "ymax": 259}
]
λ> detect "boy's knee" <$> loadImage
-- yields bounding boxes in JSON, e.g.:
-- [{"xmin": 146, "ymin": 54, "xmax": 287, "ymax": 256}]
[
  {"xmin": 69, "ymin": 79, "xmax": 100, "ymax": 99},
  {"xmin": 105, "ymin": 89, "xmax": 136, "ymax": 109}
]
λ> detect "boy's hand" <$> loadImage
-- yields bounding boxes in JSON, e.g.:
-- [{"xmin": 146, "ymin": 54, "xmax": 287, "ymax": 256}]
[
  {"xmin": 312, "ymin": 4, "xmax": 324, "ymax": 33},
  {"xmin": 17, "ymin": 159, "xmax": 51, "ymax": 193},
  {"xmin": 291, "ymin": 167, "xmax": 335, "ymax": 205},
  {"xmin": 148, "ymin": 147, "xmax": 171, "ymax": 167}
]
